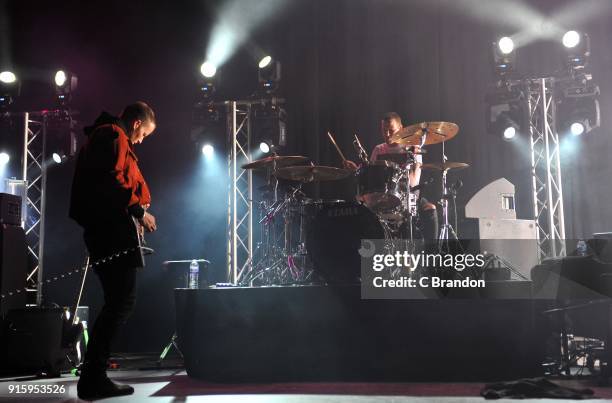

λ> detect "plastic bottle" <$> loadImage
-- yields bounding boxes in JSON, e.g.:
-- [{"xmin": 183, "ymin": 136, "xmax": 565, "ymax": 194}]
[
  {"xmin": 576, "ymin": 240, "xmax": 587, "ymax": 256},
  {"xmin": 189, "ymin": 260, "xmax": 199, "ymax": 289}
]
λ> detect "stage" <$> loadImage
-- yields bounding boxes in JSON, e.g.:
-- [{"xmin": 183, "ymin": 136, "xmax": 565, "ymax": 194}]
[
  {"xmin": 174, "ymin": 284, "xmax": 547, "ymax": 383},
  {"xmin": 1, "ymin": 365, "xmax": 611, "ymax": 402}
]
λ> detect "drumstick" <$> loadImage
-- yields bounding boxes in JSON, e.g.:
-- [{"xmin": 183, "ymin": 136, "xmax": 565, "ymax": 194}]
[{"xmin": 327, "ymin": 131, "xmax": 347, "ymax": 162}]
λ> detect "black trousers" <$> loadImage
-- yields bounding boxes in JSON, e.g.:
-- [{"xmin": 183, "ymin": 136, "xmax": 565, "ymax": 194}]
[
  {"xmin": 418, "ymin": 197, "xmax": 439, "ymax": 242},
  {"xmin": 81, "ymin": 217, "xmax": 141, "ymax": 378},
  {"xmin": 83, "ymin": 262, "xmax": 138, "ymax": 376}
]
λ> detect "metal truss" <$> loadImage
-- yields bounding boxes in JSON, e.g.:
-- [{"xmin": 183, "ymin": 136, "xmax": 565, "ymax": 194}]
[
  {"xmin": 22, "ymin": 112, "xmax": 48, "ymax": 305},
  {"xmin": 526, "ymin": 78, "xmax": 566, "ymax": 261},
  {"xmin": 226, "ymin": 101, "xmax": 253, "ymax": 284}
]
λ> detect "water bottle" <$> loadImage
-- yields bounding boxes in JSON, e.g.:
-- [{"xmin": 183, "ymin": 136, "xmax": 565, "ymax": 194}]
[
  {"xmin": 189, "ymin": 260, "xmax": 199, "ymax": 289},
  {"xmin": 576, "ymin": 240, "xmax": 587, "ymax": 256}
]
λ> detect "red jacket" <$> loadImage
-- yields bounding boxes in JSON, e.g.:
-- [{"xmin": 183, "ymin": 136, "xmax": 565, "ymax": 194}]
[{"xmin": 70, "ymin": 115, "xmax": 151, "ymax": 228}]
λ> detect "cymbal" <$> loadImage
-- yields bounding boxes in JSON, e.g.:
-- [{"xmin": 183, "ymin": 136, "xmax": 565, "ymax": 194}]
[
  {"xmin": 274, "ymin": 165, "xmax": 351, "ymax": 182},
  {"xmin": 389, "ymin": 121, "xmax": 459, "ymax": 146},
  {"xmin": 421, "ymin": 162, "xmax": 469, "ymax": 171},
  {"xmin": 242, "ymin": 155, "xmax": 309, "ymax": 170}
]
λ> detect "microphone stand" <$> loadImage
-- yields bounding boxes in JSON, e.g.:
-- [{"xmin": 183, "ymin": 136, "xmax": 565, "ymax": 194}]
[{"xmin": 156, "ymin": 259, "xmax": 211, "ymax": 367}]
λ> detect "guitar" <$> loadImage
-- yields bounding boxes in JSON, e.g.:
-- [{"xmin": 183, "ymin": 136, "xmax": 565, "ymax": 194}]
[{"xmin": 131, "ymin": 205, "xmax": 155, "ymax": 268}]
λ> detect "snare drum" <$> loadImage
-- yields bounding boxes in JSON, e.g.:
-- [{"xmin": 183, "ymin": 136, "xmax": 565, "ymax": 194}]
[{"xmin": 356, "ymin": 161, "xmax": 402, "ymax": 212}]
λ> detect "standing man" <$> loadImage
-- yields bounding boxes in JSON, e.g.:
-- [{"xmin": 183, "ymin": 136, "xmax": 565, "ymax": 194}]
[
  {"xmin": 344, "ymin": 112, "xmax": 438, "ymax": 241},
  {"xmin": 69, "ymin": 102, "xmax": 157, "ymax": 399}
]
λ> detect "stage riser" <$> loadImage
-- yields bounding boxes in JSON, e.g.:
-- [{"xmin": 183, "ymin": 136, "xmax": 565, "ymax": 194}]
[{"xmin": 175, "ymin": 286, "xmax": 546, "ymax": 382}]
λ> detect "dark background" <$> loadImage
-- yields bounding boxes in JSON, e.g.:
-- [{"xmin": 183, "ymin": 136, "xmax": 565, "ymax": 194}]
[{"xmin": 1, "ymin": 0, "xmax": 611, "ymax": 352}]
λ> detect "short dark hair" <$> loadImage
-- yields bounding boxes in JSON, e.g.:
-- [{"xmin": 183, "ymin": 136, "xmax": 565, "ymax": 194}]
[
  {"xmin": 120, "ymin": 101, "xmax": 156, "ymax": 126},
  {"xmin": 382, "ymin": 112, "xmax": 402, "ymax": 124}
]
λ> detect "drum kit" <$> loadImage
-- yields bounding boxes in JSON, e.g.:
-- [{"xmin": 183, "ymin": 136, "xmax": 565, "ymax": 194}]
[{"xmin": 239, "ymin": 121, "xmax": 469, "ymax": 285}]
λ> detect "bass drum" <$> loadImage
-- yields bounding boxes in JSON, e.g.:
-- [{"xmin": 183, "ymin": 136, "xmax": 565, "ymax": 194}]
[{"xmin": 307, "ymin": 202, "xmax": 384, "ymax": 283}]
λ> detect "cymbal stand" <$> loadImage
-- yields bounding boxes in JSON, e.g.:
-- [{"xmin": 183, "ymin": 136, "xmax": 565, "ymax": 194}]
[{"xmin": 437, "ymin": 140, "xmax": 461, "ymax": 252}]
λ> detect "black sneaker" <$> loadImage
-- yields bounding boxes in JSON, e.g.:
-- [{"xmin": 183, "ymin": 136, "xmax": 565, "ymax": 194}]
[{"xmin": 77, "ymin": 375, "xmax": 134, "ymax": 400}]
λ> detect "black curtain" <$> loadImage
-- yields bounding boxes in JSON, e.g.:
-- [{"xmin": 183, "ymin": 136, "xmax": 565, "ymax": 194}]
[{"xmin": 5, "ymin": 0, "xmax": 612, "ymax": 353}]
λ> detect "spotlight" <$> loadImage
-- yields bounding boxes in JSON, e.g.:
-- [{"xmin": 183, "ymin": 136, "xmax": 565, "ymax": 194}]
[
  {"xmin": 0, "ymin": 70, "xmax": 20, "ymax": 108},
  {"xmin": 52, "ymin": 152, "xmax": 67, "ymax": 164},
  {"xmin": 561, "ymin": 31, "xmax": 590, "ymax": 71},
  {"xmin": 253, "ymin": 102, "xmax": 287, "ymax": 148},
  {"xmin": 54, "ymin": 70, "xmax": 67, "ymax": 86},
  {"xmin": 258, "ymin": 56, "xmax": 272, "ymax": 69},
  {"xmin": 486, "ymin": 88, "xmax": 525, "ymax": 139},
  {"xmin": 498, "ymin": 37, "xmax": 514, "ymax": 55},
  {"xmin": 200, "ymin": 61, "xmax": 217, "ymax": 78},
  {"xmin": 0, "ymin": 152, "xmax": 9, "ymax": 165},
  {"xmin": 570, "ymin": 122, "xmax": 585, "ymax": 136},
  {"xmin": 503, "ymin": 126, "xmax": 517, "ymax": 140},
  {"xmin": 258, "ymin": 58, "xmax": 281, "ymax": 93},
  {"xmin": 557, "ymin": 79, "xmax": 600, "ymax": 136},
  {"xmin": 0, "ymin": 71, "xmax": 16, "ymax": 84},
  {"xmin": 202, "ymin": 144, "xmax": 214, "ymax": 158},
  {"xmin": 492, "ymin": 37, "xmax": 516, "ymax": 76},
  {"xmin": 562, "ymin": 31, "xmax": 581, "ymax": 49},
  {"xmin": 54, "ymin": 70, "xmax": 78, "ymax": 106},
  {"xmin": 259, "ymin": 140, "xmax": 274, "ymax": 154}
]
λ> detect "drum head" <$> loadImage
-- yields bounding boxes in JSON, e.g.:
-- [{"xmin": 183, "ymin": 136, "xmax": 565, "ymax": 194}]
[{"xmin": 307, "ymin": 202, "xmax": 384, "ymax": 283}]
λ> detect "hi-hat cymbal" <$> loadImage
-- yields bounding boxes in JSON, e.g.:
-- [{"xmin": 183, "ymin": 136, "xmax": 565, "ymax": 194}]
[
  {"xmin": 274, "ymin": 165, "xmax": 351, "ymax": 182},
  {"xmin": 389, "ymin": 121, "xmax": 459, "ymax": 146},
  {"xmin": 421, "ymin": 162, "xmax": 469, "ymax": 171},
  {"xmin": 242, "ymin": 155, "xmax": 309, "ymax": 170}
]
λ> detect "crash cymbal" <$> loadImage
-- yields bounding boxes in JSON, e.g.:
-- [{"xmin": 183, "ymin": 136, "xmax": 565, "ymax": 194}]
[
  {"xmin": 421, "ymin": 162, "xmax": 469, "ymax": 171},
  {"xmin": 242, "ymin": 155, "xmax": 309, "ymax": 170},
  {"xmin": 274, "ymin": 165, "xmax": 351, "ymax": 182},
  {"xmin": 389, "ymin": 121, "xmax": 459, "ymax": 146}
]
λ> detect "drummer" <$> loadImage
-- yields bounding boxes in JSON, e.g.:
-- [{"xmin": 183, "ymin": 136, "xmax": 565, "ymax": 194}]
[{"xmin": 343, "ymin": 112, "xmax": 438, "ymax": 241}]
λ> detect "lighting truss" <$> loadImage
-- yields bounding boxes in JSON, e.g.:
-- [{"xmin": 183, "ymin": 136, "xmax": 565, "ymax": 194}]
[
  {"xmin": 226, "ymin": 101, "xmax": 253, "ymax": 284},
  {"xmin": 526, "ymin": 78, "xmax": 566, "ymax": 261},
  {"xmin": 21, "ymin": 112, "xmax": 48, "ymax": 305}
]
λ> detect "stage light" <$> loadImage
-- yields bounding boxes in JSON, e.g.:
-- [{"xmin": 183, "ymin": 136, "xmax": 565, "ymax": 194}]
[
  {"xmin": 491, "ymin": 37, "xmax": 516, "ymax": 77},
  {"xmin": 253, "ymin": 102, "xmax": 287, "ymax": 149},
  {"xmin": 557, "ymin": 79, "xmax": 600, "ymax": 136},
  {"xmin": 258, "ymin": 56, "xmax": 272, "ymax": 69},
  {"xmin": 200, "ymin": 61, "xmax": 217, "ymax": 78},
  {"xmin": 562, "ymin": 31, "xmax": 580, "ymax": 48},
  {"xmin": 486, "ymin": 88, "xmax": 525, "ymax": 139},
  {"xmin": 199, "ymin": 82, "xmax": 216, "ymax": 100},
  {"xmin": 54, "ymin": 70, "xmax": 78, "ymax": 106},
  {"xmin": 54, "ymin": 70, "xmax": 67, "ymax": 86},
  {"xmin": 0, "ymin": 71, "xmax": 20, "ymax": 108},
  {"xmin": 0, "ymin": 71, "xmax": 16, "ymax": 84},
  {"xmin": 202, "ymin": 144, "xmax": 214, "ymax": 158},
  {"xmin": 0, "ymin": 152, "xmax": 9, "ymax": 165},
  {"xmin": 561, "ymin": 31, "xmax": 590, "ymax": 71},
  {"xmin": 503, "ymin": 126, "xmax": 516, "ymax": 140},
  {"xmin": 52, "ymin": 152, "xmax": 67, "ymax": 164},
  {"xmin": 498, "ymin": 37, "xmax": 514, "ymax": 55},
  {"xmin": 569, "ymin": 122, "xmax": 585, "ymax": 136},
  {"xmin": 259, "ymin": 140, "xmax": 275, "ymax": 154},
  {"xmin": 258, "ymin": 59, "xmax": 281, "ymax": 93}
]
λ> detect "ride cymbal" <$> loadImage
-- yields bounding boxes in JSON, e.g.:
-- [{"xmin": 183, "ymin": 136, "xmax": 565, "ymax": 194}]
[
  {"xmin": 421, "ymin": 162, "xmax": 469, "ymax": 171},
  {"xmin": 242, "ymin": 155, "xmax": 309, "ymax": 170},
  {"xmin": 389, "ymin": 121, "xmax": 459, "ymax": 146}
]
